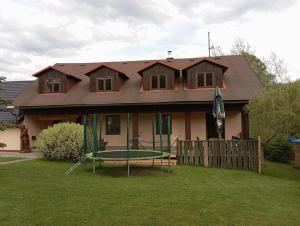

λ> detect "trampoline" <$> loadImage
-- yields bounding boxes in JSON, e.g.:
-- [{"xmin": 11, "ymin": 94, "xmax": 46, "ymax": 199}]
[
  {"xmin": 64, "ymin": 112, "xmax": 174, "ymax": 176},
  {"xmin": 86, "ymin": 150, "xmax": 170, "ymax": 161}
]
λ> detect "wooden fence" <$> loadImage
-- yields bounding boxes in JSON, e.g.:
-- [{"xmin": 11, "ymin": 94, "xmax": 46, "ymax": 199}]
[{"xmin": 176, "ymin": 138, "xmax": 262, "ymax": 173}]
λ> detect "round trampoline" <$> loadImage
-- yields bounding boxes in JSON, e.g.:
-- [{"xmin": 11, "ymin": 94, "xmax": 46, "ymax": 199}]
[{"xmin": 86, "ymin": 150, "xmax": 170, "ymax": 161}]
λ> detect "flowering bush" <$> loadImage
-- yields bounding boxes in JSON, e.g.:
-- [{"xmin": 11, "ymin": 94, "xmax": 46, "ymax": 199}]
[{"xmin": 36, "ymin": 122, "xmax": 83, "ymax": 161}]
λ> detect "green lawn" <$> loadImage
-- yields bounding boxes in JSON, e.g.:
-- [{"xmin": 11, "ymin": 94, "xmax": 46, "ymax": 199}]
[
  {"xmin": 0, "ymin": 160, "xmax": 299, "ymax": 226},
  {"xmin": 0, "ymin": 157, "xmax": 24, "ymax": 162}
]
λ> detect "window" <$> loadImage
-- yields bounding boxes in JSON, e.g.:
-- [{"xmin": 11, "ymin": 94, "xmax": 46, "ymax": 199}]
[
  {"xmin": 97, "ymin": 78, "xmax": 112, "ymax": 91},
  {"xmin": 45, "ymin": 79, "xmax": 60, "ymax": 93},
  {"xmin": 197, "ymin": 72, "xmax": 214, "ymax": 88},
  {"xmin": 151, "ymin": 75, "xmax": 167, "ymax": 89},
  {"xmin": 106, "ymin": 115, "xmax": 120, "ymax": 135},
  {"xmin": 206, "ymin": 73, "xmax": 213, "ymax": 87},
  {"xmin": 156, "ymin": 114, "xmax": 172, "ymax": 134},
  {"xmin": 151, "ymin": 76, "xmax": 158, "ymax": 89},
  {"xmin": 197, "ymin": 73, "xmax": 205, "ymax": 87}
]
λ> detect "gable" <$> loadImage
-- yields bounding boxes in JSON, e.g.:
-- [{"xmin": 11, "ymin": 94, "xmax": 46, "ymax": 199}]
[
  {"xmin": 183, "ymin": 60, "xmax": 227, "ymax": 89},
  {"xmin": 137, "ymin": 62, "xmax": 180, "ymax": 77},
  {"xmin": 86, "ymin": 65, "xmax": 129, "ymax": 79},
  {"xmin": 87, "ymin": 66, "xmax": 128, "ymax": 92},
  {"xmin": 33, "ymin": 66, "xmax": 81, "ymax": 81}
]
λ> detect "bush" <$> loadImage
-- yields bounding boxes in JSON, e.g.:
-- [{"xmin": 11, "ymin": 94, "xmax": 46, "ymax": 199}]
[
  {"xmin": 36, "ymin": 122, "xmax": 83, "ymax": 161},
  {"xmin": 264, "ymin": 140, "xmax": 294, "ymax": 163}
]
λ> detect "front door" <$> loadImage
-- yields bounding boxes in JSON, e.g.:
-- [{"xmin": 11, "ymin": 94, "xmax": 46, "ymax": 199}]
[{"xmin": 206, "ymin": 112, "xmax": 225, "ymax": 139}]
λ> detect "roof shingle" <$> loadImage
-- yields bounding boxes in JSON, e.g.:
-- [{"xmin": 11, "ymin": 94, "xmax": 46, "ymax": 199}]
[{"xmin": 13, "ymin": 55, "xmax": 263, "ymax": 108}]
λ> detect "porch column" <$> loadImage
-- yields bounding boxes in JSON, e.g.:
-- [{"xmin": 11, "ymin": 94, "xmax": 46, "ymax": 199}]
[
  {"xmin": 241, "ymin": 110, "xmax": 249, "ymax": 139},
  {"xmin": 185, "ymin": 111, "xmax": 191, "ymax": 140},
  {"xmin": 132, "ymin": 112, "xmax": 139, "ymax": 149}
]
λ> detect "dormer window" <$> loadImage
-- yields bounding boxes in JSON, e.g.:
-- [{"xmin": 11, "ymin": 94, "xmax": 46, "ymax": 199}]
[
  {"xmin": 45, "ymin": 79, "xmax": 60, "ymax": 93},
  {"xmin": 183, "ymin": 59, "xmax": 228, "ymax": 89},
  {"xmin": 86, "ymin": 65, "xmax": 129, "ymax": 92},
  {"xmin": 197, "ymin": 72, "xmax": 214, "ymax": 88},
  {"xmin": 151, "ymin": 75, "xmax": 167, "ymax": 89},
  {"xmin": 97, "ymin": 77, "xmax": 112, "ymax": 91}
]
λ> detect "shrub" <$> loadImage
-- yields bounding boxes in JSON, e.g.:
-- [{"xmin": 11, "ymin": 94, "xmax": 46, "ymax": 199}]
[
  {"xmin": 264, "ymin": 140, "xmax": 294, "ymax": 163},
  {"xmin": 36, "ymin": 122, "xmax": 83, "ymax": 161}
]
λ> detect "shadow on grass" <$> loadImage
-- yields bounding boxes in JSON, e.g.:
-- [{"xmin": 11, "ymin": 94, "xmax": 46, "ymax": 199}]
[
  {"xmin": 262, "ymin": 161, "xmax": 300, "ymax": 182},
  {"xmin": 84, "ymin": 164, "xmax": 173, "ymax": 177}
]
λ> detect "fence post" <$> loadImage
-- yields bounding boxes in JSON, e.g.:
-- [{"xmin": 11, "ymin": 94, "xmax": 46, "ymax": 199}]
[
  {"xmin": 203, "ymin": 141, "xmax": 208, "ymax": 167},
  {"xmin": 257, "ymin": 136, "xmax": 262, "ymax": 174}
]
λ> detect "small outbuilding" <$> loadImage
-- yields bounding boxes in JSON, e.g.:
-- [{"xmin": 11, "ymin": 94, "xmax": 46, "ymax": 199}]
[{"xmin": 288, "ymin": 137, "xmax": 300, "ymax": 168}]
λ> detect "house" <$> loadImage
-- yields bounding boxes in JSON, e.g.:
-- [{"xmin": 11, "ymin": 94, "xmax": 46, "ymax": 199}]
[
  {"xmin": 13, "ymin": 55, "xmax": 263, "ymax": 150},
  {"xmin": 0, "ymin": 81, "xmax": 33, "ymax": 151}
]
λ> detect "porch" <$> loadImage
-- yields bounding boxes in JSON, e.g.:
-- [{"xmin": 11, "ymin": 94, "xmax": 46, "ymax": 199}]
[{"xmin": 23, "ymin": 109, "xmax": 248, "ymax": 151}]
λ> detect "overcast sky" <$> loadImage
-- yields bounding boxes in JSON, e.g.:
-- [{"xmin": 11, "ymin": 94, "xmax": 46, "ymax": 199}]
[{"xmin": 0, "ymin": 0, "xmax": 299, "ymax": 81}]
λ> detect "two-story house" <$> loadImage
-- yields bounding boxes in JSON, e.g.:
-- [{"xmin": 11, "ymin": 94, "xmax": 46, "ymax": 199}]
[{"xmin": 14, "ymin": 55, "xmax": 263, "ymax": 150}]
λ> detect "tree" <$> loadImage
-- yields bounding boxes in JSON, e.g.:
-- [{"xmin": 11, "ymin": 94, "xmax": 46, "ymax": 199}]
[
  {"xmin": 211, "ymin": 45, "xmax": 224, "ymax": 57},
  {"xmin": 248, "ymin": 81, "xmax": 300, "ymax": 144},
  {"xmin": 231, "ymin": 38, "xmax": 276, "ymax": 87},
  {"xmin": 0, "ymin": 76, "xmax": 12, "ymax": 148},
  {"xmin": 230, "ymin": 38, "xmax": 299, "ymax": 144}
]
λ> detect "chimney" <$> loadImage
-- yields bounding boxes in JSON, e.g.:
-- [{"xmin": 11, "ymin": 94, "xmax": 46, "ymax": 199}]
[{"xmin": 166, "ymin": 50, "xmax": 174, "ymax": 60}]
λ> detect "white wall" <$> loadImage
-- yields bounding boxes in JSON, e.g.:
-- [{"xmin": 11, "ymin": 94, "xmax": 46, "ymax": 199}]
[
  {"xmin": 0, "ymin": 127, "xmax": 21, "ymax": 151},
  {"xmin": 225, "ymin": 111, "xmax": 242, "ymax": 139}
]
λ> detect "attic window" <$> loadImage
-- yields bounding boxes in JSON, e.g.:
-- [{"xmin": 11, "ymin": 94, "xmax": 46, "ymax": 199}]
[
  {"xmin": 197, "ymin": 72, "xmax": 214, "ymax": 88},
  {"xmin": 151, "ymin": 75, "xmax": 166, "ymax": 89},
  {"xmin": 97, "ymin": 78, "xmax": 112, "ymax": 91},
  {"xmin": 45, "ymin": 79, "xmax": 60, "ymax": 93}
]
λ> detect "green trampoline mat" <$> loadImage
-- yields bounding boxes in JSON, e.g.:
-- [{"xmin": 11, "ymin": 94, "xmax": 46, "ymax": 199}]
[{"xmin": 85, "ymin": 150, "xmax": 170, "ymax": 160}]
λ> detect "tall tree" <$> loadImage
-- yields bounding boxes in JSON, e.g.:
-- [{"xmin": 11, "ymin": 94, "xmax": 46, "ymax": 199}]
[
  {"xmin": 230, "ymin": 38, "xmax": 298, "ymax": 144},
  {"xmin": 249, "ymin": 81, "xmax": 300, "ymax": 144},
  {"xmin": 231, "ymin": 38, "xmax": 276, "ymax": 87}
]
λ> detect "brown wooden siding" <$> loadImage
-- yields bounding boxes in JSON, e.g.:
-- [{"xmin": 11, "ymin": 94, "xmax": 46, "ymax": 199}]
[
  {"xmin": 38, "ymin": 69, "xmax": 68, "ymax": 93},
  {"xmin": 89, "ymin": 67, "xmax": 120, "ymax": 92},
  {"xmin": 186, "ymin": 61, "xmax": 224, "ymax": 89},
  {"xmin": 142, "ymin": 64, "xmax": 175, "ymax": 91}
]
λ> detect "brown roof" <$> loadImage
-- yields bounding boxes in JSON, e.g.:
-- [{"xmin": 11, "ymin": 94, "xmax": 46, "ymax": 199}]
[{"xmin": 14, "ymin": 55, "xmax": 263, "ymax": 108}]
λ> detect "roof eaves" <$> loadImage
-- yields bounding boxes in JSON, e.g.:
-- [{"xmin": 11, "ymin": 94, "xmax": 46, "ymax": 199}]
[
  {"xmin": 182, "ymin": 58, "xmax": 229, "ymax": 72},
  {"xmin": 85, "ymin": 64, "xmax": 129, "ymax": 79},
  {"xmin": 137, "ymin": 61, "xmax": 180, "ymax": 76},
  {"xmin": 33, "ymin": 66, "xmax": 82, "ymax": 81}
]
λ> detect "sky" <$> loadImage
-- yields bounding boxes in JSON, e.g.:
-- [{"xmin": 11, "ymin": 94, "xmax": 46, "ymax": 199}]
[{"xmin": 0, "ymin": 0, "xmax": 299, "ymax": 81}]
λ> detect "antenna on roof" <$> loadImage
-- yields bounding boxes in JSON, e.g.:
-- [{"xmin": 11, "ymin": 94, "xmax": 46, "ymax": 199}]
[
  {"xmin": 208, "ymin": 31, "xmax": 214, "ymax": 57},
  {"xmin": 167, "ymin": 50, "xmax": 173, "ymax": 60}
]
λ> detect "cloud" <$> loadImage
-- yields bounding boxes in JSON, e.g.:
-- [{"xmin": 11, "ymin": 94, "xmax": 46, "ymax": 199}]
[
  {"xmin": 172, "ymin": 0, "xmax": 297, "ymax": 24},
  {"xmin": 0, "ymin": 0, "xmax": 299, "ymax": 81},
  {"xmin": 0, "ymin": 17, "xmax": 89, "ymax": 57}
]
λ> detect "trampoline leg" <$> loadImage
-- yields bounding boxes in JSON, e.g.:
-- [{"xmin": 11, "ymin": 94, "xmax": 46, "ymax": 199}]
[
  {"xmin": 168, "ymin": 155, "xmax": 170, "ymax": 174},
  {"xmin": 127, "ymin": 160, "xmax": 130, "ymax": 177},
  {"xmin": 93, "ymin": 159, "xmax": 96, "ymax": 174},
  {"xmin": 160, "ymin": 156, "xmax": 163, "ymax": 176},
  {"xmin": 152, "ymin": 158, "xmax": 154, "ymax": 166}
]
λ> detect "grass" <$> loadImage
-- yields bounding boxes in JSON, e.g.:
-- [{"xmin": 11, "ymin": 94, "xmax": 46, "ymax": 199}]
[
  {"xmin": 0, "ymin": 160, "xmax": 299, "ymax": 226},
  {"xmin": 0, "ymin": 157, "xmax": 24, "ymax": 162}
]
